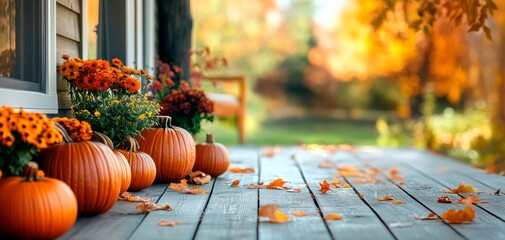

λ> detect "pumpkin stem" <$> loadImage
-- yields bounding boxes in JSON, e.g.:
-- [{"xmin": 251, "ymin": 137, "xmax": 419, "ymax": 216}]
[
  {"xmin": 120, "ymin": 136, "xmax": 139, "ymax": 152},
  {"xmin": 91, "ymin": 132, "xmax": 115, "ymax": 149},
  {"xmin": 24, "ymin": 162, "xmax": 42, "ymax": 182},
  {"xmin": 157, "ymin": 116, "xmax": 172, "ymax": 129},
  {"xmin": 205, "ymin": 133, "xmax": 214, "ymax": 144},
  {"xmin": 53, "ymin": 122, "xmax": 73, "ymax": 143}
]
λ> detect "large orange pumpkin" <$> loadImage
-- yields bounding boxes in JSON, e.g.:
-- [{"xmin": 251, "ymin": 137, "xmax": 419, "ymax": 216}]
[
  {"xmin": 38, "ymin": 124, "xmax": 122, "ymax": 216},
  {"xmin": 193, "ymin": 133, "xmax": 230, "ymax": 177},
  {"xmin": 117, "ymin": 137, "xmax": 156, "ymax": 191},
  {"xmin": 136, "ymin": 116, "xmax": 195, "ymax": 182},
  {"xmin": 0, "ymin": 162, "xmax": 78, "ymax": 239},
  {"xmin": 92, "ymin": 132, "xmax": 132, "ymax": 194}
]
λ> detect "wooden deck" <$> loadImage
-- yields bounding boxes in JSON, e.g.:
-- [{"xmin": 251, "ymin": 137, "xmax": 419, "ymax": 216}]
[{"xmin": 59, "ymin": 146, "xmax": 505, "ymax": 240}]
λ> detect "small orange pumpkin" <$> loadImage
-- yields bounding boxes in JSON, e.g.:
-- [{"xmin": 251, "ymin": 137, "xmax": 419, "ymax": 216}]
[
  {"xmin": 92, "ymin": 132, "xmax": 132, "ymax": 194},
  {"xmin": 0, "ymin": 162, "xmax": 78, "ymax": 239},
  {"xmin": 116, "ymin": 137, "xmax": 156, "ymax": 191},
  {"xmin": 38, "ymin": 124, "xmax": 122, "ymax": 216},
  {"xmin": 193, "ymin": 133, "xmax": 230, "ymax": 177},
  {"xmin": 136, "ymin": 116, "xmax": 195, "ymax": 182}
]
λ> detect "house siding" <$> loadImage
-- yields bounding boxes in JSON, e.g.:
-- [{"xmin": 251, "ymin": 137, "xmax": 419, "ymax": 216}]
[{"xmin": 56, "ymin": 0, "xmax": 81, "ymax": 115}]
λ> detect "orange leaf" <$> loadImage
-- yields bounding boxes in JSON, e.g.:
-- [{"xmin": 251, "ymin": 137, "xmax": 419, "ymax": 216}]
[
  {"xmin": 414, "ymin": 212, "xmax": 438, "ymax": 220},
  {"xmin": 292, "ymin": 211, "xmax": 307, "ymax": 217},
  {"xmin": 119, "ymin": 192, "xmax": 150, "ymax": 202},
  {"xmin": 259, "ymin": 204, "xmax": 290, "ymax": 223},
  {"xmin": 231, "ymin": 179, "xmax": 240, "ymax": 187},
  {"xmin": 338, "ymin": 164, "xmax": 365, "ymax": 177},
  {"xmin": 189, "ymin": 171, "xmax": 212, "ymax": 185},
  {"xmin": 319, "ymin": 180, "xmax": 332, "ymax": 193},
  {"xmin": 324, "ymin": 213, "xmax": 342, "ymax": 220},
  {"xmin": 136, "ymin": 202, "xmax": 172, "ymax": 213},
  {"xmin": 331, "ymin": 177, "xmax": 340, "ymax": 185},
  {"xmin": 228, "ymin": 167, "xmax": 255, "ymax": 173},
  {"xmin": 446, "ymin": 183, "xmax": 476, "ymax": 194},
  {"xmin": 377, "ymin": 195, "xmax": 393, "ymax": 201},
  {"xmin": 169, "ymin": 179, "xmax": 209, "ymax": 194},
  {"xmin": 438, "ymin": 196, "xmax": 453, "ymax": 203},
  {"xmin": 440, "ymin": 205, "xmax": 475, "ymax": 223},
  {"xmin": 267, "ymin": 178, "xmax": 285, "ymax": 189},
  {"xmin": 390, "ymin": 200, "xmax": 405, "ymax": 205},
  {"xmin": 158, "ymin": 220, "xmax": 181, "ymax": 226},
  {"xmin": 457, "ymin": 195, "xmax": 484, "ymax": 204}
]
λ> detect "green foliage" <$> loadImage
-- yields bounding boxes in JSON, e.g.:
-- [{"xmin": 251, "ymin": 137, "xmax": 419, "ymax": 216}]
[
  {"xmin": 72, "ymin": 93, "xmax": 160, "ymax": 147},
  {"xmin": 0, "ymin": 133, "xmax": 38, "ymax": 176}
]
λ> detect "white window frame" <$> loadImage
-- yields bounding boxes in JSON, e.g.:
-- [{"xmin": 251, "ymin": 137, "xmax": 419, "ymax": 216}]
[{"xmin": 0, "ymin": 0, "xmax": 57, "ymax": 114}]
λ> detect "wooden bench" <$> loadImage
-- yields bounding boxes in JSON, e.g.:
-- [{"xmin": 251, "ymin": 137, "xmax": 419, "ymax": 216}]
[
  {"xmin": 203, "ymin": 75, "xmax": 246, "ymax": 144},
  {"xmin": 59, "ymin": 146, "xmax": 505, "ymax": 240}
]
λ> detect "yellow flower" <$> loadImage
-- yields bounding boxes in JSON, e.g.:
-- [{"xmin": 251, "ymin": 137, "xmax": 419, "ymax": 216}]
[
  {"xmin": 139, "ymin": 114, "xmax": 146, "ymax": 120},
  {"xmin": 94, "ymin": 111, "xmax": 101, "ymax": 118}
]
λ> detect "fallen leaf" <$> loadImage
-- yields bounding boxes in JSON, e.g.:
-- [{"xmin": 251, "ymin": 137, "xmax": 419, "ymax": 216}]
[
  {"xmin": 437, "ymin": 196, "xmax": 453, "ymax": 203},
  {"xmin": 259, "ymin": 204, "xmax": 290, "ymax": 223},
  {"xmin": 188, "ymin": 171, "xmax": 212, "ymax": 185},
  {"xmin": 377, "ymin": 195, "xmax": 393, "ymax": 201},
  {"xmin": 446, "ymin": 183, "xmax": 476, "ymax": 194},
  {"xmin": 390, "ymin": 200, "xmax": 405, "ymax": 205},
  {"xmin": 228, "ymin": 167, "xmax": 255, "ymax": 173},
  {"xmin": 319, "ymin": 159, "xmax": 335, "ymax": 168},
  {"xmin": 247, "ymin": 183, "xmax": 266, "ymax": 189},
  {"xmin": 338, "ymin": 164, "xmax": 365, "ymax": 177},
  {"xmin": 368, "ymin": 177, "xmax": 378, "ymax": 183},
  {"xmin": 169, "ymin": 180, "xmax": 209, "ymax": 194},
  {"xmin": 355, "ymin": 178, "xmax": 367, "ymax": 184},
  {"xmin": 341, "ymin": 183, "xmax": 351, "ymax": 188},
  {"xmin": 319, "ymin": 180, "xmax": 332, "ymax": 193},
  {"xmin": 262, "ymin": 146, "xmax": 282, "ymax": 157},
  {"xmin": 119, "ymin": 192, "xmax": 150, "ymax": 202},
  {"xmin": 331, "ymin": 177, "xmax": 340, "ymax": 185},
  {"xmin": 231, "ymin": 179, "xmax": 240, "ymax": 187},
  {"xmin": 440, "ymin": 205, "xmax": 475, "ymax": 223},
  {"xmin": 457, "ymin": 195, "xmax": 485, "ymax": 204},
  {"xmin": 136, "ymin": 202, "xmax": 172, "ymax": 213},
  {"xmin": 267, "ymin": 178, "xmax": 285, "ymax": 189},
  {"xmin": 158, "ymin": 220, "xmax": 181, "ymax": 226},
  {"xmin": 390, "ymin": 168, "xmax": 404, "ymax": 180},
  {"xmin": 324, "ymin": 213, "xmax": 342, "ymax": 220},
  {"xmin": 292, "ymin": 211, "xmax": 307, "ymax": 217},
  {"xmin": 414, "ymin": 212, "xmax": 438, "ymax": 220}
]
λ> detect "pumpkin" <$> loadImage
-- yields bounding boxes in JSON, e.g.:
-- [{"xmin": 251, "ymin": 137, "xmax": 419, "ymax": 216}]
[
  {"xmin": 38, "ymin": 123, "xmax": 122, "ymax": 216},
  {"xmin": 0, "ymin": 162, "xmax": 78, "ymax": 239},
  {"xmin": 193, "ymin": 133, "xmax": 230, "ymax": 177},
  {"xmin": 136, "ymin": 116, "xmax": 195, "ymax": 182},
  {"xmin": 116, "ymin": 137, "xmax": 156, "ymax": 191},
  {"xmin": 92, "ymin": 132, "xmax": 132, "ymax": 194}
]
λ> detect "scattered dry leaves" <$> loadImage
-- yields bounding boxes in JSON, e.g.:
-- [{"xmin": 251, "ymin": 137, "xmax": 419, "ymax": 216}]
[
  {"xmin": 440, "ymin": 205, "xmax": 475, "ymax": 223},
  {"xmin": 389, "ymin": 168, "xmax": 404, "ymax": 180},
  {"xmin": 228, "ymin": 167, "xmax": 255, "ymax": 173},
  {"xmin": 119, "ymin": 192, "xmax": 150, "ymax": 202},
  {"xmin": 267, "ymin": 178, "xmax": 286, "ymax": 189},
  {"xmin": 324, "ymin": 213, "xmax": 342, "ymax": 220},
  {"xmin": 188, "ymin": 171, "xmax": 212, "ymax": 185},
  {"xmin": 377, "ymin": 195, "xmax": 393, "ymax": 201},
  {"xmin": 446, "ymin": 183, "xmax": 476, "ymax": 194},
  {"xmin": 414, "ymin": 212, "xmax": 438, "ymax": 220},
  {"xmin": 136, "ymin": 202, "xmax": 172, "ymax": 213},
  {"xmin": 169, "ymin": 179, "xmax": 209, "ymax": 194},
  {"xmin": 437, "ymin": 196, "xmax": 453, "ymax": 203},
  {"xmin": 292, "ymin": 211, "xmax": 307, "ymax": 217},
  {"xmin": 158, "ymin": 220, "xmax": 181, "ymax": 226},
  {"xmin": 338, "ymin": 164, "xmax": 365, "ymax": 177},
  {"xmin": 390, "ymin": 200, "xmax": 405, "ymax": 205},
  {"xmin": 262, "ymin": 146, "xmax": 282, "ymax": 157},
  {"xmin": 259, "ymin": 204, "xmax": 290, "ymax": 223},
  {"xmin": 457, "ymin": 195, "xmax": 486, "ymax": 204},
  {"xmin": 230, "ymin": 179, "xmax": 240, "ymax": 187},
  {"xmin": 319, "ymin": 180, "xmax": 332, "ymax": 193}
]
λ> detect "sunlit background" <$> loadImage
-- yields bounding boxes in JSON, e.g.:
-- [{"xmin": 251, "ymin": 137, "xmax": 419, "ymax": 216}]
[{"xmin": 188, "ymin": 0, "xmax": 505, "ymax": 171}]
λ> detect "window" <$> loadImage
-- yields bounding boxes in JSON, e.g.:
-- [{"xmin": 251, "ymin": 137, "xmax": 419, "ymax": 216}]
[{"xmin": 0, "ymin": 0, "xmax": 57, "ymax": 113}]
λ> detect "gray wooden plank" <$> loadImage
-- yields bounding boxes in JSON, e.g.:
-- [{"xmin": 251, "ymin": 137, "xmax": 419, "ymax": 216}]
[
  {"xmin": 357, "ymin": 148, "xmax": 505, "ymax": 240},
  {"xmin": 259, "ymin": 148, "xmax": 332, "ymax": 240},
  {"xmin": 295, "ymin": 149, "xmax": 395, "ymax": 240},
  {"xmin": 385, "ymin": 150, "xmax": 505, "ymax": 221},
  {"xmin": 314, "ymin": 150, "xmax": 464, "ymax": 240},
  {"xmin": 129, "ymin": 179, "xmax": 214, "ymax": 240},
  {"xmin": 58, "ymin": 184, "xmax": 167, "ymax": 240},
  {"xmin": 194, "ymin": 147, "xmax": 260, "ymax": 240}
]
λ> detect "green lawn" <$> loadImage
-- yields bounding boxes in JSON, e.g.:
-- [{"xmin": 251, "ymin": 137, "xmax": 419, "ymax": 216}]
[{"xmin": 194, "ymin": 118, "xmax": 379, "ymax": 146}]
